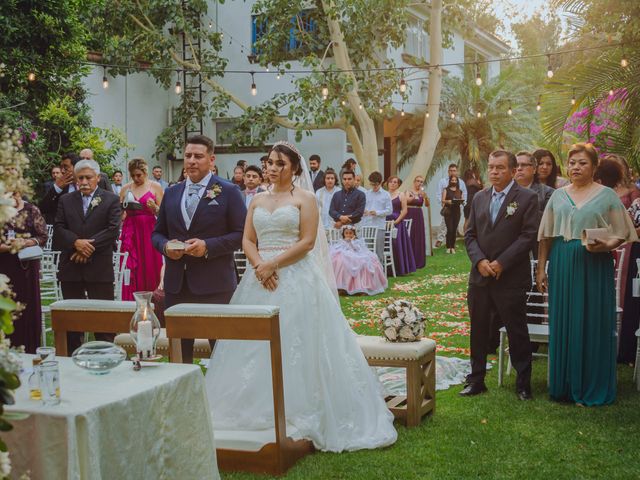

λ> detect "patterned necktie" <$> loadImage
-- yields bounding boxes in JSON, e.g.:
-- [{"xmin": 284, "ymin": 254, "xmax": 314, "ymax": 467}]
[
  {"xmin": 186, "ymin": 183, "xmax": 203, "ymax": 219},
  {"xmin": 490, "ymin": 191, "xmax": 505, "ymax": 224},
  {"xmin": 82, "ymin": 195, "xmax": 91, "ymax": 215}
]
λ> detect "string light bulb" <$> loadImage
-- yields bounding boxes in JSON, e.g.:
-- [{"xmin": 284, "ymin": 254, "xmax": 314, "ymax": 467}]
[
  {"xmin": 476, "ymin": 111, "xmax": 482, "ymax": 118},
  {"xmin": 571, "ymin": 89, "xmax": 576, "ymax": 105},
  {"xmin": 400, "ymin": 104, "xmax": 405, "ymax": 117},
  {"xmin": 609, "ymin": 88, "xmax": 614, "ymax": 97},
  {"xmin": 250, "ymin": 72, "xmax": 257, "ymax": 96},
  {"xmin": 174, "ymin": 70, "xmax": 182, "ymax": 94},
  {"xmin": 102, "ymin": 67, "xmax": 109, "ymax": 89},
  {"xmin": 208, "ymin": 21, "xmax": 212, "ymax": 29},
  {"xmin": 621, "ymin": 45, "xmax": 628, "ymax": 68},
  {"xmin": 321, "ymin": 84, "xmax": 329, "ymax": 100},
  {"xmin": 341, "ymin": 99, "xmax": 346, "ymax": 106},
  {"xmin": 358, "ymin": 103, "xmax": 363, "ymax": 110},
  {"xmin": 425, "ymin": 111, "xmax": 430, "ymax": 119},
  {"xmin": 507, "ymin": 103, "xmax": 512, "ymax": 116},
  {"xmin": 399, "ymin": 68, "xmax": 407, "ymax": 93},
  {"xmin": 536, "ymin": 96, "xmax": 542, "ymax": 111},
  {"xmin": 27, "ymin": 72, "xmax": 36, "ymax": 82},
  {"xmin": 546, "ymin": 55, "xmax": 554, "ymax": 78},
  {"xmin": 450, "ymin": 112, "xmax": 456, "ymax": 120},
  {"xmin": 475, "ymin": 63, "xmax": 482, "ymax": 86}
]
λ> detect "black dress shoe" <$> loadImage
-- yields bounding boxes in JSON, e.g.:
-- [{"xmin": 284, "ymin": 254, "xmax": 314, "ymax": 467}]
[
  {"xmin": 517, "ymin": 389, "xmax": 533, "ymax": 401},
  {"xmin": 459, "ymin": 383, "xmax": 488, "ymax": 397}
]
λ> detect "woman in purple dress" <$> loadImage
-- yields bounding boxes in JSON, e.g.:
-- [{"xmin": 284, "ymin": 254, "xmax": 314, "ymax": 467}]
[
  {"xmin": 385, "ymin": 176, "xmax": 416, "ymax": 275},
  {"xmin": 119, "ymin": 158, "xmax": 164, "ymax": 301},
  {"xmin": 406, "ymin": 175, "xmax": 429, "ymax": 269},
  {"xmin": 0, "ymin": 191, "xmax": 47, "ymax": 352}
]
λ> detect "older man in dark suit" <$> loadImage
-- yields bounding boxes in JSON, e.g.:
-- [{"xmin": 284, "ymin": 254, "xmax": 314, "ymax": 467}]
[
  {"xmin": 53, "ymin": 159, "xmax": 122, "ymax": 353},
  {"xmin": 463, "ymin": 150, "xmax": 539, "ymax": 400},
  {"xmin": 152, "ymin": 135, "xmax": 246, "ymax": 364}
]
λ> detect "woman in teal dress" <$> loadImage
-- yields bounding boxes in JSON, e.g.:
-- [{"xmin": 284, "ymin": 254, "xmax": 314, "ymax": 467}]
[{"xmin": 537, "ymin": 143, "xmax": 637, "ymax": 406}]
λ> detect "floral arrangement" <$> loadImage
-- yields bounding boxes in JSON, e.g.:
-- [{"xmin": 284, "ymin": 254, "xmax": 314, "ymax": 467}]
[
  {"xmin": 0, "ymin": 127, "xmax": 31, "ymax": 479},
  {"xmin": 379, "ymin": 300, "xmax": 425, "ymax": 342}
]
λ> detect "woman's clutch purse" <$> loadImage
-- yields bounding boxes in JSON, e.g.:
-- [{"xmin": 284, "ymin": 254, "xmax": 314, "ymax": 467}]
[{"xmin": 581, "ymin": 227, "xmax": 614, "ymax": 246}]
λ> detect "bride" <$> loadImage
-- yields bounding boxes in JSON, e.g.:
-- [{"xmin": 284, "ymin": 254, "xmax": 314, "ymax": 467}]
[{"xmin": 205, "ymin": 141, "xmax": 397, "ymax": 452}]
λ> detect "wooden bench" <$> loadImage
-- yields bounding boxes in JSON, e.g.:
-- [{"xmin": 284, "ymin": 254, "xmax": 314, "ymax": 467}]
[
  {"xmin": 50, "ymin": 300, "xmax": 137, "ymax": 356},
  {"xmin": 164, "ymin": 304, "xmax": 314, "ymax": 476},
  {"xmin": 356, "ymin": 336, "xmax": 436, "ymax": 427},
  {"xmin": 114, "ymin": 329, "xmax": 212, "ymax": 360}
]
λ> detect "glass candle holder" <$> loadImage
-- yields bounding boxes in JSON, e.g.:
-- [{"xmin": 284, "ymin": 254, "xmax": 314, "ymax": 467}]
[
  {"xmin": 38, "ymin": 361, "xmax": 61, "ymax": 406},
  {"xmin": 129, "ymin": 291, "xmax": 161, "ymax": 360}
]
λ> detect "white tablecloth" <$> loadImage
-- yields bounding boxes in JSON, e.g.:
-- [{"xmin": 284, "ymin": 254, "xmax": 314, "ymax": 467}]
[{"xmin": 7, "ymin": 355, "xmax": 219, "ymax": 480}]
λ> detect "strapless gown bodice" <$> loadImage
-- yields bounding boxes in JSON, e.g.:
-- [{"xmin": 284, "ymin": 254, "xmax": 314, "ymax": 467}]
[{"xmin": 253, "ymin": 205, "xmax": 300, "ymax": 248}]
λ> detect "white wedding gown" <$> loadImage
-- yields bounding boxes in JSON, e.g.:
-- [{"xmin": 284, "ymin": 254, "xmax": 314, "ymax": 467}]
[{"xmin": 204, "ymin": 204, "xmax": 397, "ymax": 452}]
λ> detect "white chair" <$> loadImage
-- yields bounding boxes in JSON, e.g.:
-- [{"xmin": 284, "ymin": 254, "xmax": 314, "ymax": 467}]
[
  {"xmin": 44, "ymin": 224, "xmax": 54, "ymax": 251},
  {"xmin": 403, "ymin": 218, "xmax": 413, "ymax": 237},
  {"xmin": 498, "ymin": 259, "xmax": 549, "ymax": 386},
  {"xmin": 357, "ymin": 226, "xmax": 378, "ymax": 254},
  {"xmin": 234, "ymin": 250, "xmax": 248, "ymax": 280},
  {"xmin": 112, "ymin": 251, "xmax": 130, "ymax": 301},
  {"xmin": 613, "ymin": 248, "xmax": 625, "ymax": 350},
  {"xmin": 325, "ymin": 228, "xmax": 342, "ymax": 245},
  {"xmin": 39, "ymin": 250, "xmax": 62, "ymax": 346},
  {"xmin": 384, "ymin": 221, "xmax": 397, "ymax": 278}
]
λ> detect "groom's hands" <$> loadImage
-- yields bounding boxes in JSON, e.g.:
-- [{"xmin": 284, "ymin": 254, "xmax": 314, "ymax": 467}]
[{"xmin": 184, "ymin": 238, "xmax": 207, "ymax": 257}]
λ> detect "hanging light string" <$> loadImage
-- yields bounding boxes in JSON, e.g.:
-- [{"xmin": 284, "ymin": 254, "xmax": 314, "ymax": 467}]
[{"xmin": 61, "ymin": 40, "xmax": 633, "ymax": 79}]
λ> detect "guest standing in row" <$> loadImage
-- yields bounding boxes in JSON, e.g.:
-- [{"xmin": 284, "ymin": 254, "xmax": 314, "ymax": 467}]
[
  {"xmin": 533, "ymin": 149, "xmax": 569, "ymax": 189},
  {"xmin": 329, "ymin": 170, "xmax": 365, "ymax": 228},
  {"xmin": 515, "ymin": 151, "xmax": 554, "ymax": 214},
  {"xmin": 462, "ymin": 167, "xmax": 483, "ymax": 233},
  {"xmin": 537, "ymin": 143, "xmax": 637, "ymax": 406},
  {"xmin": 435, "ymin": 164, "xmax": 467, "ymax": 248},
  {"xmin": 152, "ymin": 165, "xmax": 169, "ymax": 190},
  {"xmin": 119, "ymin": 158, "xmax": 164, "ymax": 301},
  {"xmin": 53, "ymin": 160, "xmax": 122, "ymax": 354},
  {"xmin": 441, "ymin": 176, "xmax": 463, "ymax": 254},
  {"xmin": 309, "ymin": 154, "xmax": 325, "ymax": 192},
  {"xmin": 406, "ymin": 175, "xmax": 428, "ymax": 269},
  {"xmin": 463, "ymin": 150, "xmax": 538, "ymax": 400},
  {"xmin": 316, "ymin": 169, "xmax": 340, "ymax": 229},
  {"xmin": 362, "ymin": 171, "xmax": 392, "ymax": 263},
  {"xmin": 386, "ymin": 176, "xmax": 416, "ymax": 275},
  {"xmin": 0, "ymin": 190, "xmax": 47, "ymax": 353},
  {"xmin": 243, "ymin": 165, "xmax": 265, "ymax": 209},
  {"xmin": 111, "ymin": 170, "xmax": 124, "ymax": 196}
]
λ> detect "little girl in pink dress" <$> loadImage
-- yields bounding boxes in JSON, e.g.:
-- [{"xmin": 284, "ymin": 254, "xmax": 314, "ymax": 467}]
[{"xmin": 330, "ymin": 226, "xmax": 387, "ymax": 296}]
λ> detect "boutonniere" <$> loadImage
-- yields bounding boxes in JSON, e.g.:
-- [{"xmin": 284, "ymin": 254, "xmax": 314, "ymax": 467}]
[
  {"xmin": 506, "ymin": 201, "xmax": 518, "ymax": 217},
  {"xmin": 205, "ymin": 183, "xmax": 222, "ymax": 200},
  {"xmin": 89, "ymin": 196, "xmax": 102, "ymax": 210}
]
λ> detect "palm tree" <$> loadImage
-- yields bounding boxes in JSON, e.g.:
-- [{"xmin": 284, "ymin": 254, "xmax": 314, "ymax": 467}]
[
  {"xmin": 541, "ymin": 0, "xmax": 640, "ymax": 165},
  {"xmin": 397, "ymin": 66, "xmax": 538, "ymax": 180}
]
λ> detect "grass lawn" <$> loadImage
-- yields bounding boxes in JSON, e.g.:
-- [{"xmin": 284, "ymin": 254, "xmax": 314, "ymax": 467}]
[{"xmin": 223, "ymin": 242, "xmax": 640, "ymax": 480}]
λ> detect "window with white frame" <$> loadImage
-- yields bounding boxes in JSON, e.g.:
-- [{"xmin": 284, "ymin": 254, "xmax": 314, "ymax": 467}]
[
  {"xmin": 404, "ymin": 17, "xmax": 428, "ymax": 60},
  {"xmin": 215, "ymin": 118, "xmax": 288, "ymax": 147}
]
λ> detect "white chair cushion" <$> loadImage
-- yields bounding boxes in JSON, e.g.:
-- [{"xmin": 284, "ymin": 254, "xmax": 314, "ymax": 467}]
[
  {"xmin": 356, "ymin": 336, "xmax": 436, "ymax": 361},
  {"xmin": 50, "ymin": 300, "xmax": 137, "ymax": 312},
  {"xmin": 165, "ymin": 304, "xmax": 279, "ymax": 318}
]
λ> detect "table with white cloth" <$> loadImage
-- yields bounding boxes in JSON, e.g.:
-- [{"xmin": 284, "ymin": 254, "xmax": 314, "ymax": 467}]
[{"xmin": 6, "ymin": 355, "xmax": 219, "ymax": 480}]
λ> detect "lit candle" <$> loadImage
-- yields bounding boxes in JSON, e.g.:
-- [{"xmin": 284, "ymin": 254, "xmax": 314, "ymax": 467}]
[{"xmin": 137, "ymin": 319, "xmax": 153, "ymax": 358}]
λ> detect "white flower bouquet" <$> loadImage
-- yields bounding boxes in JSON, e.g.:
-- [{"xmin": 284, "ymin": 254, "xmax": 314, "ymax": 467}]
[{"xmin": 379, "ymin": 300, "xmax": 425, "ymax": 342}]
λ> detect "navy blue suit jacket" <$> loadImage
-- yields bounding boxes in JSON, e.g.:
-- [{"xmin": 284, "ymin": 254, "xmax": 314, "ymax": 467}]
[{"xmin": 152, "ymin": 176, "xmax": 246, "ymax": 296}]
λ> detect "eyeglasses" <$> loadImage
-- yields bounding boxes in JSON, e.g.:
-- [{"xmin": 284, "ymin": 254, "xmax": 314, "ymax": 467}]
[{"xmin": 516, "ymin": 162, "xmax": 534, "ymax": 168}]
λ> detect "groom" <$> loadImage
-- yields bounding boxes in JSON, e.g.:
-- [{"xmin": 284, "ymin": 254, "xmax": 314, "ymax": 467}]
[
  {"xmin": 463, "ymin": 150, "xmax": 538, "ymax": 400},
  {"xmin": 152, "ymin": 135, "xmax": 246, "ymax": 363}
]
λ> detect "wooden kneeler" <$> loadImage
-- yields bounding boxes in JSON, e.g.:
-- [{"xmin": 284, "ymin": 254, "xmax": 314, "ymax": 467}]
[
  {"xmin": 164, "ymin": 304, "xmax": 314, "ymax": 476},
  {"xmin": 50, "ymin": 300, "xmax": 137, "ymax": 356}
]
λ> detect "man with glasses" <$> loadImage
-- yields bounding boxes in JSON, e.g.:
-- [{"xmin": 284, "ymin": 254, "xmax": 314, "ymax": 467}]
[{"xmin": 515, "ymin": 151, "xmax": 554, "ymax": 214}]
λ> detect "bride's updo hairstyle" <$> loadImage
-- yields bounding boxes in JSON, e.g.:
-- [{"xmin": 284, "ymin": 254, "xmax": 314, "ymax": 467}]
[{"xmin": 270, "ymin": 141, "xmax": 303, "ymax": 177}]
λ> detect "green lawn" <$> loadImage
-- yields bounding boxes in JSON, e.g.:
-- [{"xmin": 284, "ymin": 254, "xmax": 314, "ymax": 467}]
[{"xmin": 224, "ymin": 242, "xmax": 640, "ymax": 480}]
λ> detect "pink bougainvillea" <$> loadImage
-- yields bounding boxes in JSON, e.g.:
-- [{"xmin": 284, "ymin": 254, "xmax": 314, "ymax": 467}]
[{"xmin": 564, "ymin": 89, "xmax": 628, "ymax": 152}]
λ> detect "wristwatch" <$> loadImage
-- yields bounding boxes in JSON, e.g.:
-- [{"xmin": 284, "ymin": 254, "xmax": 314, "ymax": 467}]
[{"xmin": 204, "ymin": 247, "xmax": 209, "ymax": 259}]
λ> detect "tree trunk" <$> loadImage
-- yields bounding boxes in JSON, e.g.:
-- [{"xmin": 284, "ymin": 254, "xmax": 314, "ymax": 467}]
[
  {"xmin": 322, "ymin": 0, "xmax": 379, "ymax": 179},
  {"xmin": 400, "ymin": 0, "xmax": 443, "ymax": 190}
]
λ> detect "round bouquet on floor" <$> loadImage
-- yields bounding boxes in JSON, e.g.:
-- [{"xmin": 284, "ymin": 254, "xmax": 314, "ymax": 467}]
[{"xmin": 379, "ymin": 300, "xmax": 425, "ymax": 342}]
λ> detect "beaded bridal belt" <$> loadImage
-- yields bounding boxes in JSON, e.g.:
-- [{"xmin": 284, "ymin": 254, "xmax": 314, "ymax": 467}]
[{"xmin": 258, "ymin": 244, "xmax": 294, "ymax": 252}]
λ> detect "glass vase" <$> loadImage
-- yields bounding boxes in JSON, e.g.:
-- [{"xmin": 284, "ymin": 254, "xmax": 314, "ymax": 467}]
[{"xmin": 129, "ymin": 291, "xmax": 161, "ymax": 360}]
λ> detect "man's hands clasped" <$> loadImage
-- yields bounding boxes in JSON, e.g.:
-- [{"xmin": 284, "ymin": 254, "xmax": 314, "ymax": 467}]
[{"xmin": 477, "ymin": 259, "xmax": 504, "ymax": 280}]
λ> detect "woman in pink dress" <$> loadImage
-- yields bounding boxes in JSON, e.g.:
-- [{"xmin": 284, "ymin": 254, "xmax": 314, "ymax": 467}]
[
  {"xmin": 330, "ymin": 226, "xmax": 387, "ymax": 295},
  {"xmin": 119, "ymin": 158, "xmax": 164, "ymax": 300}
]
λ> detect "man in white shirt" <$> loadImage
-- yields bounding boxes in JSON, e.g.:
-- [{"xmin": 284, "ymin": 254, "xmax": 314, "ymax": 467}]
[
  {"xmin": 316, "ymin": 169, "xmax": 340, "ymax": 229},
  {"xmin": 112, "ymin": 170, "xmax": 123, "ymax": 196},
  {"xmin": 362, "ymin": 171, "xmax": 392, "ymax": 262},
  {"xmin": 436, "ymin": 163, "xmax": 467, "ymax": 247}
]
